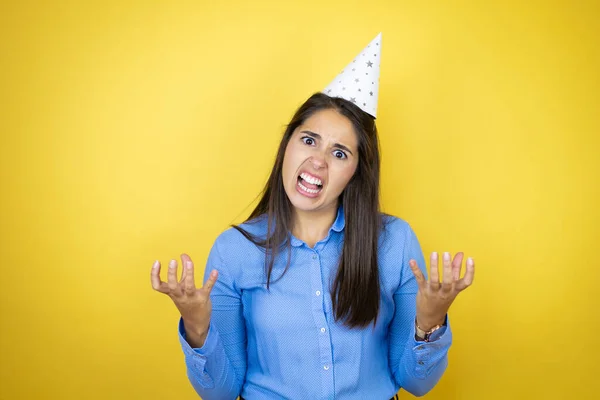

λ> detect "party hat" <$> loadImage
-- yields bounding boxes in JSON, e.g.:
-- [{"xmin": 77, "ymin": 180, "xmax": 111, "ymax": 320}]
[{"xmin": 323, "ymin": 33, "xmax": 382, "ymax": 118}]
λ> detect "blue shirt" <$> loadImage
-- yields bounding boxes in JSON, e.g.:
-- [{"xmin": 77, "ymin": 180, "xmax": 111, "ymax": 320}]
[{"xmin": 178, "ymin": 207, "xmax": 452, "ymax": 399}]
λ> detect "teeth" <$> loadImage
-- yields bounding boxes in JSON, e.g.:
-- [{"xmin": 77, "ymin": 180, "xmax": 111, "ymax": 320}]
[
  {"xmin": 300, "ymin": 172, "xmax": 322, "ymax": 186},
  {"xmin": 298, "ymin": 181, "xmax": 321, "ymax": 194}
]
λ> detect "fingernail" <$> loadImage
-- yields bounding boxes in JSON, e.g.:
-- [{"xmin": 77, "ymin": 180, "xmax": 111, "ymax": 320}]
[
  {"xmin": 152, "ymin": 260, "xmax": 159, "ymax": 269},
  {"xmin": 467, "ymin": 257, "xmax": 474, "ymax": 266},
  {"xmin": 431, "ymin": 252, "xmax": 438, "ymax": 261},
  {"xmin": 169, "ymin": 259, "xmax": 176, "ymax": 269},
  {"xmin": 443, "ymin": 252, "xmax": 450, "ymax": 261},
  {"xmin": 211, "ymin": 270, "xmax": 218, "ymax": 278},
  {"xmin": 185, "ymin": 261, "xmax": 192, "ymax": 269}
]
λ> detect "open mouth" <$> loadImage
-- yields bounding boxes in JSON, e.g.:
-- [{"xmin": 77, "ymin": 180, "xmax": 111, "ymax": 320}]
[{"xmin": 297, "ymin": 172, "xmax": 323, "ymax": 196}]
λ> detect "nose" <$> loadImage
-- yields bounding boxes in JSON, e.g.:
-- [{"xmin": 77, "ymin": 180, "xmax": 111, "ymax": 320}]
[{"xmin": 310, "ymin": 155, "xmax": 326, "ymax": 170}]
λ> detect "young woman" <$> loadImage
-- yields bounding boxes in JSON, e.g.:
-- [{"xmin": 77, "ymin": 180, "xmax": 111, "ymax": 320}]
[{"xmin": 151, "ymin": 92, "xmax": 475, "ymax": 399}]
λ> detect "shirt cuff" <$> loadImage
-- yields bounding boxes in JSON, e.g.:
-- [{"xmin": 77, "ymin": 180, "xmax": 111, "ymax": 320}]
[
  {"xmin": 178, "ymin": 317, "xmax": 219, "ymax": 357},
  {"xmin": 410, "ymin": 316, "xmax": 452, "ymax": 378},
  {"xmin": 177, "ymin": 317, "xmax": 218, "ymax": 388}
]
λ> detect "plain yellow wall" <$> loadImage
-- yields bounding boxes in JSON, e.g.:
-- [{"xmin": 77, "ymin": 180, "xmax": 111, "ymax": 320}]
[{"xmin": 1, "ymin": 0, "xmax": 598, "ymax": 399}]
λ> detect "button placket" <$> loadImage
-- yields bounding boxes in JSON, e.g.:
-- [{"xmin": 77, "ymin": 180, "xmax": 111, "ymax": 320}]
[{"xmin": 308, "ymin": 248, "xmax": 333, "ymax": 390}]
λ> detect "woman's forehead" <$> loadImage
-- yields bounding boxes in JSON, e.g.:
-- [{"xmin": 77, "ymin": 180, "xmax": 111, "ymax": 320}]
[{"xmin": 298, "ymin": 109, "xmax": 357, "ymax": 144}]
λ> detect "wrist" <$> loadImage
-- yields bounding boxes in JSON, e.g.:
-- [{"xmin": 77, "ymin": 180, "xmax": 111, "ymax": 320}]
[
  {"xmin": 183, "ymin": 319, "xmax": 209, "ymax": 348},
  {"xmin": 416, "ymin": 315, "xmax": 446, "ymax": 332}
]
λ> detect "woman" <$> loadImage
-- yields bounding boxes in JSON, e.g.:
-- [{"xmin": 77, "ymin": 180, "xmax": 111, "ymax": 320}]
[{"xmin": 151, "ymin": 36, "xmax": 474, "ymax": 399}]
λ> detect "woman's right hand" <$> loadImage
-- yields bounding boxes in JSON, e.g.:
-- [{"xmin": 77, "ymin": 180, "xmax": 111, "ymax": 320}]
[{"xmin": 151, "ymin": 253, "xmax": 219, "ymax": 348}]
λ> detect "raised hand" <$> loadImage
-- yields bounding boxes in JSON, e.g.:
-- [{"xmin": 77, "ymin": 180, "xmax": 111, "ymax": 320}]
[
  {"xmin": 151, "ymin": 253, "xmax": 218, "ymax": 347},
  {"xmin": 409, "ymin": 252, "xmax": 475, "ymax": 330}
]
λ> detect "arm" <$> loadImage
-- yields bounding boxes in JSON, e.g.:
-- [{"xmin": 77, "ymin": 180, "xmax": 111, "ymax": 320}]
[
  {"xmin": 178, "ymin": 240, "xmax": 247, "ymax": 400},
  {"xmin": 389, "ymin": 293, "xmax": 452, "ymax": 396},
  {"xmin": 388, "ymin": 225, "xmax": 451, "ymax": 397}
]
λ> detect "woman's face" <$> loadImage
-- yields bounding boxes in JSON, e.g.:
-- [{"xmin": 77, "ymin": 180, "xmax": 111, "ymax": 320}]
[{"xmin": 282, "ymin": 108, "xmax": 359, "ymax": 214}]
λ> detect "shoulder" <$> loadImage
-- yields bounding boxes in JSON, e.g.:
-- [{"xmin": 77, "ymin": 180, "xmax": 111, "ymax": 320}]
[
  {"xmin": 212, "ymin": 214, "xmax": 268, "ymax": 250},
  {"xmin": 206, "ymin": 216, "xmax": 269, "ymax": 286},
  {"xmin": 208, "ymin": 214, "xmax": 268, "ymax": 267},
  {"xmin": 378, "ymin": 213, "xmax": 420, "ymax": 255},
  {"xmin": 380, "ymin": 213, "xmax": 415, "ymax": 239}
]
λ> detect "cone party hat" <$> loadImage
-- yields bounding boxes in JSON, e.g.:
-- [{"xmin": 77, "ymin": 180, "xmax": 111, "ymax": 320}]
[{"xmin": 323, "ymin": 33, "xmax": 382, "ymax": 118}]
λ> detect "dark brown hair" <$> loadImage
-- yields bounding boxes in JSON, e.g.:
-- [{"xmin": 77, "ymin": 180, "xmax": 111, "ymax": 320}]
[{"xmin": 233, "ymin": 92, "xmax": 382, "ymax": 328}]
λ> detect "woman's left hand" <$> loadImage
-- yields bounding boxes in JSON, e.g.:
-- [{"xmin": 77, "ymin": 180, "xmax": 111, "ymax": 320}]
[{"xmin": 409, "ymin": 252, "xmax": 475, "ymax": 330}]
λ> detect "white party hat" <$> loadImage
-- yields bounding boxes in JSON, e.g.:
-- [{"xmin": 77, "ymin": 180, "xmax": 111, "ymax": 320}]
[{"xmin": 323, "ymin": 33, "xmax": 382, "ymax": 118}]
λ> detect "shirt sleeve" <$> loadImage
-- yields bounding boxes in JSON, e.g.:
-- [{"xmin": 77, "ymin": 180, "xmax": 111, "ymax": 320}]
[
  {"xmin": 177, "ymin": 237, "xmax": 247, "ymax": 400},
  {"xmin": 388, "ymin": 223, "xmax": 452, "ymax": 397}
]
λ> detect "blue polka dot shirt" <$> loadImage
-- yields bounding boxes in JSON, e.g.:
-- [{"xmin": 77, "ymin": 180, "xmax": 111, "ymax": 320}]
[{"xmin": 178, "ymin": 206, "xmax": 452, "ymax": 399}]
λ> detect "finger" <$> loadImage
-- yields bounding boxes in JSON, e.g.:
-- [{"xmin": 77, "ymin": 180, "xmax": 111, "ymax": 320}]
[
  {"xmin": 429, "ymin": 252, "xmax": 440, "ymax": 288},
  {"xmin": 408, "ymin": 259, "xmax": 426, "ymax": 290},
  {"xmin": 180, "ymin": 253, "xmax": 191, "ymax": 283},
  {"xmin": 201, "ymin": 269, "xmax": 219, "ymax": 295},
  {"xmin": 456, "ymin": 257, "xmax": 475, "ymax": 291},
  {"xmin": 452, "ymin": 252, "xmax": 464, "ymax": 281},
  {"xmin": 167, "ymin": 259, "xmax": 180, "ymax": 292},
  {"xmin": 150, "ymin": 260, "xmax": 170, "ymax": 294},
  {"xmin": 441, "ymin": 252, "xmax": 452, "ymax": 291},
  {"xmin": 184, "ymin": 260, "xmax": 196, "ymax": 295}
]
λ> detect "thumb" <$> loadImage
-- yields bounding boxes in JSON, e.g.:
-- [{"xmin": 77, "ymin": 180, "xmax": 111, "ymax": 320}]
[
  {"xmin": 409, "ymin": 259, "xmax": 426, "ymax": 289},
  {"xmin": 202, "ymin": 269, "xmax": 219, "ymax": 294}
]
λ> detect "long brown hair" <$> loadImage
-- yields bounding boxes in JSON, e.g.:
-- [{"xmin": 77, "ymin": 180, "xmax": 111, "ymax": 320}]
[{"xmin": 233, "ymin": 92, "xmax": 382, "ymax": 328}]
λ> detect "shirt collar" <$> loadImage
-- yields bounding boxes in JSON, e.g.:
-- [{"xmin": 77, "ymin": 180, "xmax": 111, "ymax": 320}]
[
  {"xmin": 331, "ymin": 204, "xmax": 346, "ymax": 232},
  {"xmin": 290, "ymin": 205, "xmax": 345, "ymax": 247}
]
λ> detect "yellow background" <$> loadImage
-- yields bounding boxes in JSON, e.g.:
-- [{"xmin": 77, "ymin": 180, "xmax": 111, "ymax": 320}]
[{"xmin": 1, "ymin": 0, "xmax": 598, "ymax": 399}]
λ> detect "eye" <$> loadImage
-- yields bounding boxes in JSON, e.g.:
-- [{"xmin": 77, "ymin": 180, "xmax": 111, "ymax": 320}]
[
  {"xmin": 301, "ymin": 136, "xmax": 315, "ymax": 146},
  {"xmin": 333, "ymin": 150, "xmax": 347, "ymax": 160}
]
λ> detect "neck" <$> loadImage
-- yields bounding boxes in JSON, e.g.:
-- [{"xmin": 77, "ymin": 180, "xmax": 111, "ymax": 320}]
[{"xmin": 292, "ymin": 203, "xmax": 338, "ymax": 248}]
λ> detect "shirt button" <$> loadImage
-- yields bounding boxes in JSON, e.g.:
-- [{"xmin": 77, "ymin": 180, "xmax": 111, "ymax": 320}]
[
  {"xmin": 323, "ymin": 365, "xmax": 329, "ymax": 370},
  {"xmin": 312, "ymin": 254, "xmax": 317, "ymax": 259},
  {"xmin": 320, "ymin": 327, "xmax": 326, "ymax": 333},
  {"xmin": 417, "ymin": 360, "xmax": 425, "ymax": 365},
  {"xmin": 315, "ymin": 290, "xmax": 321, "ymax": 296}
]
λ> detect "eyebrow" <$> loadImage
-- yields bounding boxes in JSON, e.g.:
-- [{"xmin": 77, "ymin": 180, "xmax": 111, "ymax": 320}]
[{"xmin": 300, "ymin": 130, "xmax": 354, "ymax": 155}]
